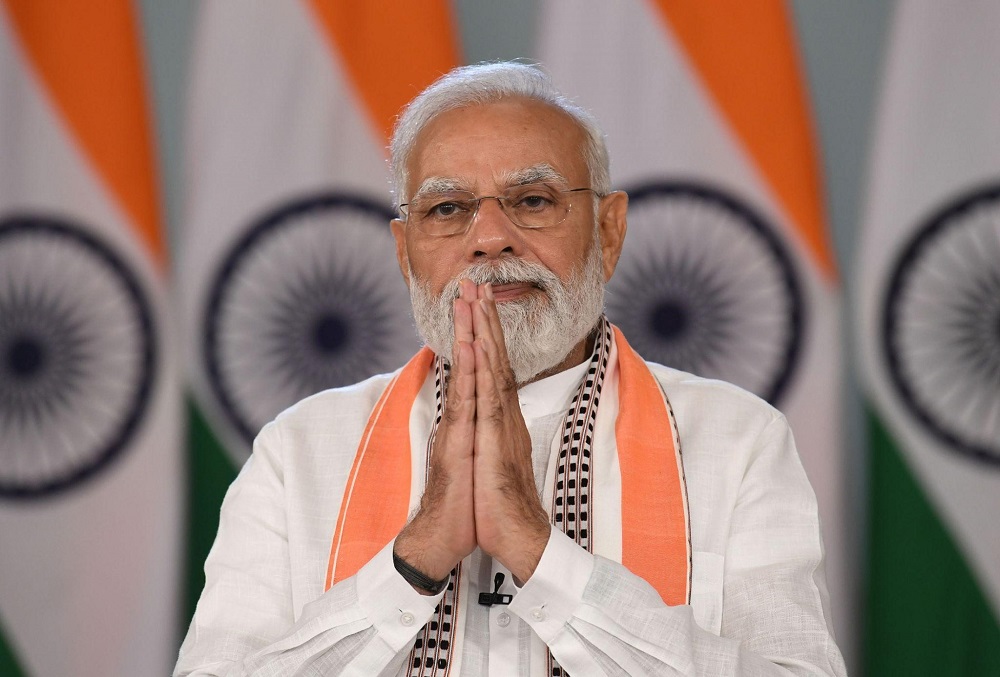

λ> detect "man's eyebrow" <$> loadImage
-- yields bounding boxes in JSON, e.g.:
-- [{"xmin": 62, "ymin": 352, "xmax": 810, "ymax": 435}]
[
  {"xmin": 412, "ymin": 165, "xmax": 567, "ymax": 198},
  {"xmin": 413, "ymin": 177, "xmax": 467, "ymax": 197},
  {"xmin": 500, "ymin": 164, "xmax": 567, "ymax": 187}
]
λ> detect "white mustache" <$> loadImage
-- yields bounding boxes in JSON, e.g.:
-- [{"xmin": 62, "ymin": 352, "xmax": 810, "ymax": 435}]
[{"xmin": 443, "ymin": 258, "xmax": 559, "ymax": 299}]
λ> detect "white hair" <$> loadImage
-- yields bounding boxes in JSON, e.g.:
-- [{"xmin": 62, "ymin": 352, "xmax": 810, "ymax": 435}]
[{"xmin": 389, "ymin": 62, "xmax": 611, "ymax": 206}]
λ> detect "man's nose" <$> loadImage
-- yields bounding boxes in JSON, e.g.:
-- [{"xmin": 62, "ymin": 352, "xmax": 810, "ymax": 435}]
[{"xmin": 466, "ymin": 196, "xmax": 519, "ymax": 259}]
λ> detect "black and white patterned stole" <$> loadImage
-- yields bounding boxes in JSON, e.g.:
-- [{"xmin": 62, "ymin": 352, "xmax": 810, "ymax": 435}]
[
  {"xmin": 546, "ymin": 317, "xmax": 612, "ymax": 677},
  {"xmin": 407, "ymin": 316, "xmax": 614, "ymax": 677},
  {"xmin": 406, "ymin": 357, "xmax": 461, "ymax": 677}
]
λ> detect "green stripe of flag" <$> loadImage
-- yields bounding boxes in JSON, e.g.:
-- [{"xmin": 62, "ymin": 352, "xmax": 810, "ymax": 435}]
[
  {"xmin": 865, "ymin": 409, "xmax": 1000, "ymax": 676},
  {"xmin": 183, "ymin": 397, "xmax": 239, "ymax": 630},
  {"xmin": 0, "ymin": 618, "xmax": 26, "ymax": 677}
]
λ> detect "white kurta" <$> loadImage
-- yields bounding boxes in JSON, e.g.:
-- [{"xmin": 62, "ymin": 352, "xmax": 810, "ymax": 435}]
[{"xmin": 175, "ymin": 338, "xmax": 846, "ymax": 676}]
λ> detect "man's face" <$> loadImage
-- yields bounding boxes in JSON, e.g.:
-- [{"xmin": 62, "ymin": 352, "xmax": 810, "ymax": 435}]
[{"xmin": 390, "ymin": 97, "xmax": 627, "ymax": 380}]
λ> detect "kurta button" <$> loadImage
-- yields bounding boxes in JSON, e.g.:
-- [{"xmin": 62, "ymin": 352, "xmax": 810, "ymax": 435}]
[
  {"xmin": 530, "ymin": 608, "xmax": 545, "ymax": 621},
  {"xmin": 400, "ymin": 611, "xmax": 415, "ymax": 626},
  {"xmin": 496, "ymin": 611, "xmax": 511, "ymax": 627}
]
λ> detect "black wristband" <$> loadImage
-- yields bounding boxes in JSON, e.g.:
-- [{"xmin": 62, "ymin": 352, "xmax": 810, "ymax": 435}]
[{"xmin": 392, "ymin": 551, "xmax": 450, "ymax": 594}]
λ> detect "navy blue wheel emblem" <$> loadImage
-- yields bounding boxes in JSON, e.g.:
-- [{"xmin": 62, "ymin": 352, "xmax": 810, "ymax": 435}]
[
  {"xmin": 606, "ymin": 182, "xmax": 804, "ymax": 405},
  {"xmin": 882, "ymin": 184, "xmax": 1000, "ymax": 465},
  {"xmin": 204, "ymin": 193, "xmax": 419, "ymax": 446},
  {"xmin": 0, "ymin": 217, "xmax": 156, "ymax": 498}
]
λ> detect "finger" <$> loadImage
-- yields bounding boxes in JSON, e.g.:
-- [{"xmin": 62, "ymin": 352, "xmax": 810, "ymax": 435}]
[
  {"xmin": 460, "ymin": 277, "xmax": 478, "ymax": 303},
  {"xmin": 483, "ymin": 284, "xmax": 513, "ymax": 369},
  {"xmin": 474, "ymin": 284, "xmax": 515, "ymax": 385},
  {"xmin": 453, "ymin": 296, "xmax": 474, "ymax": 354},
  {"xmin": 473, "ymin": 335, "xmax": 501, "ymax": 426},
  {"xmin": 471, "ymin": 294, "xmax": 504, "ymax": 377},
  {"xmin": 445, "ymin": 280, "xmax": 478, "ymax": 428},
  {"xmin": 452, "ymin": 279, "xmax": 477, "ymax": 366},
  {"xmin": 473, "ymin": 335, "xmax": 529, "ymax": 457},
  {"xmin": 443, "ymin": 338, "xmax": 476, "ymax": 426}
]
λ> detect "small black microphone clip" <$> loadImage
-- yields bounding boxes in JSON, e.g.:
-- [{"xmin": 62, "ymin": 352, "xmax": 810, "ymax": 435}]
[{"xmin": 478, "ymin": 572, "xmax": 513, "ymax": 606}]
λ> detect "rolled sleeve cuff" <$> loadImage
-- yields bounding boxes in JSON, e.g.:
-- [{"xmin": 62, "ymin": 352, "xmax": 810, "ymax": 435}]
[
  {"xmin": 509, "ymin": 526, "xmax": 595, "ymax": 644},
  {"xmin": 355, "ymin": 539, "xmax": 446, "ymax": 653}
]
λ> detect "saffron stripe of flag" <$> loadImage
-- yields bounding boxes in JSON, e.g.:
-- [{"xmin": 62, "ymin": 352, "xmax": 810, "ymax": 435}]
[
  {"xmin": 539, "ymin": 0, "xmax": 851, "ymax": 662},
  {"xmin": 0, "ymin": 1, "xmax": 181, "ymax": 674},
  {"xmin": 181, "ymin": 0, "xmax": 459, "ymax": 624}
]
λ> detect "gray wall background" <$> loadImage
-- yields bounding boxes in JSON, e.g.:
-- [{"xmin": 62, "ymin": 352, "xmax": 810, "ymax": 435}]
[{"xmin": 138, "ymin": 1, "xmax": 899, "ymax": 672}]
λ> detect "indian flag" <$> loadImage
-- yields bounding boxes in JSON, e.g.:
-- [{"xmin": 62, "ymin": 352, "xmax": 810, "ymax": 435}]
[
  {"xmin": 539, "ymin": 0, "xmax": 851, "ymax": 660},
  {"xmin": 0, "ymin": 1, "xmax": 181, "ymax": 675},
  {"xmin": 858, "ymin": 2, "xmax": 1000, "ymax": 673},
  {"xmin": 181, "ymin": 1, "xmax": 459, "ymax": 621}
]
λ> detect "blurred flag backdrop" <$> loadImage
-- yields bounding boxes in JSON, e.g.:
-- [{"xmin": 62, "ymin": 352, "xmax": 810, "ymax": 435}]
[
  {"xmin": 180, "ymin": 0, "xmax": 459, "ymax": 621},
  {"xmin": 539, "ymin": 0, "xmax": 852, "ymax": 660},
  {"xmin": 8, "ymin": 1, "xmax": 962, "ymax": 674},
  {"xmin": 0, "ymin": 1, "xmax": 181, "ymax": 675},
  {"xmin": 858, "ymin": 2, "xmax": 1000, "ymax": 674}
]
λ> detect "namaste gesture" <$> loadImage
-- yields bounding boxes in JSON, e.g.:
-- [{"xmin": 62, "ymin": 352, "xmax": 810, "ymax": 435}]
[{"xmin": 394, "ymin": 278, "xmax": 552, "ymax": 588}]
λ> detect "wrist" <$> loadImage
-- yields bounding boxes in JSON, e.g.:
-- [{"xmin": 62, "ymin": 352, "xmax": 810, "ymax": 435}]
[
  {"xmin": 497, "ymin": 521, "xmax": 551, "ymax": 585},
  {"xmin": 396, "ymin": 500, "xmax": 471, "ymax": 580},
  {"xmin": 392, "ymin": 549, "xmax": 450, "ymax": 595}
]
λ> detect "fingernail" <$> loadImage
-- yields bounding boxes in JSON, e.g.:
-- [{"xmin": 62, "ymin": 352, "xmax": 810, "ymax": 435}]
[{"xmin": 485, "ymin": 282, "xmax": 494, "ymax": 300}]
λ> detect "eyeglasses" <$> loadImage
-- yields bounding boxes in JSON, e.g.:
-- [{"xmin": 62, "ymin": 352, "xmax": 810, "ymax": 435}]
[{"xmin": 399, "ymin": 183, "xmax": 599, "ymax": 237}]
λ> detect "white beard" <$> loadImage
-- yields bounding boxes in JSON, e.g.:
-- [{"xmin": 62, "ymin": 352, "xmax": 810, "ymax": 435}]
[{"xmin": 409, "ymin": 243, "xmax": 605, "ymax": 384}]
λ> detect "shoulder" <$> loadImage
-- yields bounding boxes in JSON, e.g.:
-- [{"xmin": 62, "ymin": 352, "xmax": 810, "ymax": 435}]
[
  {"xmin": 642, "ymin": 360, "xmax": 785, "ymax": 434},
  {"xmin": 640, "ymin": 363, "xmax": 817, "ymax": 557},
  {"xmin": 639, "ymin": 359, "xmax": 798, "ymax": 487},
  {"xmin": 255, "ymin": 369, "xmax": 400, "ymax": 450},
  {"xmin": 239, "ymin": 369, "xmax": 408, "ymax": 506}
]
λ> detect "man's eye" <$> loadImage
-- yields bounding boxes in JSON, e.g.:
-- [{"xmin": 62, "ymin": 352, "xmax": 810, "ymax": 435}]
[
  {"xmin": 514, "ymin": 193, "xmax": 556, "ymax": 210},
  {"xmin": 426, "ymin": 201, "xmax": 468, "ymax": 218}
]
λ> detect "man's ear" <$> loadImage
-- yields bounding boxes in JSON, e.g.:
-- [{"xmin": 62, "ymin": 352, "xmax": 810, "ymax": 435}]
[
  {"xmin": 597, "ymin": 191, "xmax": 628, "ymax": 282},
  {"xmin": 390, "ymin": 218, "xmax": 411, "ymax": 287}
]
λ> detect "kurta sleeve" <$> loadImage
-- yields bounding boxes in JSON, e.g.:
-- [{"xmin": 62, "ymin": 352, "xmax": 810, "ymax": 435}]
[
  {"xmin": 173, "ymin": 420, "xmax": 441, "ymax": 677},
  {"xmin": 509, "ymin": 413, "xmax": 847, "ymax": 676}
]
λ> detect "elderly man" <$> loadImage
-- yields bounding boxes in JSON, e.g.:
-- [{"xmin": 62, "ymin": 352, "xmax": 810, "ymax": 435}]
[{"xmin": 176, "ymin": 63, "xmax": 846, "ymax": 676}]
